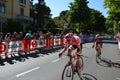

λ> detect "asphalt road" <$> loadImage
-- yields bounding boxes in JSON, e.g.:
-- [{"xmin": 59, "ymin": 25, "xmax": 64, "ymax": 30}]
[{"xmin": 0, "ymin": 40, "xmax": 120, "ymax": 80}]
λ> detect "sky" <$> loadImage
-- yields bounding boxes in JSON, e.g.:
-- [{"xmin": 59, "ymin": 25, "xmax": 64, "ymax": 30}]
[{"xmin": 33, "ymin": 0, "xmax": 108, "ymax": 18}]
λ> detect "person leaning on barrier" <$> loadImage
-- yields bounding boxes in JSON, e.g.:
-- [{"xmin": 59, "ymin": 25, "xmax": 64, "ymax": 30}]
[
  {"xmin": 24, "ymin": 30, "xmax": 32, "ymax": 39},
  {"xmin": 4, "ymin": 33, "xmax": 11, "ymax": 42},
  {"xmin": 18, "ymin": 32, "xmax": 24, "ymax": 41},
  {"xmin": 11, "ymin": 32, "xmax": 18, "ymax": 41}
]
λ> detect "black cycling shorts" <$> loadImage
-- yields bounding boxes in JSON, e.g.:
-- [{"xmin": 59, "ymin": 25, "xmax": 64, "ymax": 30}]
[{"xmin": 72, "ymin": 43, "xmax": 82, "ymax": 50}]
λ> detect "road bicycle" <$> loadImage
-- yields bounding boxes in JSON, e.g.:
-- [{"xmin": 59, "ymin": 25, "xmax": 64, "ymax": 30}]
[
  {"xmin": 61, "ymin": 53, "xmax": 97, "ymax": 80},
  {"xmin": 61, "ymin": 53, "xmax": 83, "ymax": 80},
  {"xmin": 94, "ymin": 44, "xmax": 102, "ymax": 64}
]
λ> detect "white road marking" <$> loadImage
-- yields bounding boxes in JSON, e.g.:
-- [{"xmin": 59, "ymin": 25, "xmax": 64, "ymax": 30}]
[
  {"xmin": 52, "ymin": 58, "xmax": 60, "ymax": 63},
  {"xmin": 16, "ymin": 67, "xmax": 40, "ymax": 77}
]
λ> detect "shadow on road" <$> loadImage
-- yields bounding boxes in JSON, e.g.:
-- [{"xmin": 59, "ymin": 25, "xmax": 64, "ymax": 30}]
[
  {"xmin": 96, "ymin": 55, "xmax": 120, "ymax": 68},
  {"xmin": 0, "ymin": 46, "xmax": 64, "ymax": 66}
]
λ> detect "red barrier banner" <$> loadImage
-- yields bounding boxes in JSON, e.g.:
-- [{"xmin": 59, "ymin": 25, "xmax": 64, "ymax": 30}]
[
  {"xmin": 30, "ymin": 40, "xmax": 37, "ymax": 49},
  {"xmin": 50, "ymin": 39, "xmax": 54, "ymax": 46},
  {"xmin": 0, "ymin": 42, "xmax": 6, "ymax": 54},
  {"xmin": 0, "ymin": 38, "xmax": 64, "ymax": 55},
  {"xmin": 37, "ymin": 39, "xmax": 46, "ymax": 48},
  {"xmin": 5, "ymin": 41, "xmax": 22, "ymax": 54},
  {"xmin": 46, "ymin": 38, "xmax": 50, "ymax": 47},
  {"xmin": 54, "ymin": 38, "xmax": 60, "ymax": 46},
  {"xmin": 22, "ymin": 39, "xmax": 30, "ymax": 51}
]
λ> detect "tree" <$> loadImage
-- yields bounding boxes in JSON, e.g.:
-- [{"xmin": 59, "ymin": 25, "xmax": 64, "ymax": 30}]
[
  {"xmin": 4, "ymin": 19, "xmax": 22, "ymax": 33},
  {"xmin": 85, "ymin": 9, "xmax": 106, "ymax": 34},
  {"xmin": 104, "ymin": 0, "xmax": 120, "ymax": 21},
  {"xmin": 104, "ymin": 0, "xmax": 120, "ymax": 32},
  {"xmin": 67, "ymin": 0, "xmax": 90, "ymax": 33},
  {"xmin": 30, "ymin": 0, "xmax": 52, "ymax": 31}
]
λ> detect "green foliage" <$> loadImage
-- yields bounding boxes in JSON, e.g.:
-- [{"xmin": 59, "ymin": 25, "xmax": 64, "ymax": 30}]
[
  {"xmin": 67, "ymin": 0, "xmax": 90, "ymax": 28},
  {"xmin": 29, "ymin": 0, "xmax": 106, "ymax": 34},
  {"xmin": 4, "ymin": 19, "xmax": 22, "ymax": 33},
  {"xmin": 107, "ymin": 27, "xmax": 113, "ymax": 34},
  {"xmin": 104, "ymin": 0, "xmax": 120, "ymax": 21},
  {"xmin": 104, "ymin": 0, "xmax": 120, "ymax": 33},
  {"xmin": 113, "ymin": 21, "xmax": 119, "ymax": 33},
  {"xmin": 89, "ymin": 9, "xmax": 106, "ymax": 33}
]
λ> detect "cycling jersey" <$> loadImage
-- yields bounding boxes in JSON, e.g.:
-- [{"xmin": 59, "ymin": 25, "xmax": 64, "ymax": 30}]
[
  {"xmin": 64, "ymin": 35, "xmax": 82, "ymax": 49},
  {"xmin": 94, "ymin": 37, "xmax": 102, "ymax": 47},
  {"xmin": 95, "ymin": 37, "xmax": 102, "ymax": 43}
]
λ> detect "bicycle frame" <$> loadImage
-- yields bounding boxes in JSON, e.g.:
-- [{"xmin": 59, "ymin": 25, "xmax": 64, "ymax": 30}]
[
  {"xmin": 95, "ymin": 43, "xmax": 102, "ymax": 59},
  {"xmin": 61, "ymin": 54, "xmax": 83, "ymax": 80}
]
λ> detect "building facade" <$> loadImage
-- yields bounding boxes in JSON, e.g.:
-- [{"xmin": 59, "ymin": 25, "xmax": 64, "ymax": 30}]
[{"xmin": 0, "ymin": 0, "xmax": 33, "ymax": 32}]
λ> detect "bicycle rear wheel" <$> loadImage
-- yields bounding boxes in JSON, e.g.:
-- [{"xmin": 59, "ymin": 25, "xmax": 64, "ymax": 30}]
[
  {"xmin": 96, "ymin": 52, "xmax": 101, "ymax": 64},
  {"xmin": 112, "ymin": 61, "xmax": 120, "ymax": 68},
  {"xmin": 62, "ymin": 64, "xmax": 74, "ymax": 80}
]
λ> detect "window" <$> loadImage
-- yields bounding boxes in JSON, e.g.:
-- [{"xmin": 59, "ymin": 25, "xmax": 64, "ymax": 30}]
[
  {"xmin": 20, "ymin": 7, "xmax": 24, "ymax": 15},
  {"xmin": 19, "ymin": 0, "xmax": 26, "ymax": 4},
  {"xmin": 0, "ymin": 2, "xmax": 5, "ymax": 13}
]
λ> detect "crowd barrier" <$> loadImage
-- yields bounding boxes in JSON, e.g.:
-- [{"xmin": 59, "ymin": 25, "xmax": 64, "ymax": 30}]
[{"xmin": 0, "ymin": 38, "xmax": 65, "ymax": 59}]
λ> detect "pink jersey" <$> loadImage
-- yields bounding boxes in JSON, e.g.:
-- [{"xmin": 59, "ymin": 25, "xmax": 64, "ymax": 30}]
[{"xmin": 64, "ymin": 35, "xmax": 82, "ymax": 48}]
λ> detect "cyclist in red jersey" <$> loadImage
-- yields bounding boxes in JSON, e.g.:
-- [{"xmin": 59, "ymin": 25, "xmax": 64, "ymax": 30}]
[{"xmin": 59, "ymin": 32, "xmax": 83, "ymax": 70}]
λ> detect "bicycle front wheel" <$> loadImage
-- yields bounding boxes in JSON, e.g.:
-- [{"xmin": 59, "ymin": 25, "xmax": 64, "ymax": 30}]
[
  {"xmin": 81, "ymin": 73, "xmax": 98, "ymax": 80},
  {"xmin": 62, "ymin": 64, "xmax": 74, "ymax": 80}
]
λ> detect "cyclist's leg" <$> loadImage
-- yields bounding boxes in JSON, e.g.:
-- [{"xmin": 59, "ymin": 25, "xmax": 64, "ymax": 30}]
[
  {"xmin": 98, "ymin": 44, "xmax": 102, "ymax": 56},
  {"xmin": 76, "ymin": 45, "xmax": 83, "ymax": 71},
  {"xmin": 95, "ymin": 43, "xmax": 101, "ymax": 57},
  {"xmin": 67, "ymin": 45, "xmax": 74, "ymax": 64},
  {"xmin": 95, "ymin": 46, "xmax": 99, "ymax": 54},
  {"xmin": 76, "ymin": 54, "xmax": 83, "ymax": 76},
  {"xmin": 68, "ymin": 45, "xmax": 74, "ymax": 55}
]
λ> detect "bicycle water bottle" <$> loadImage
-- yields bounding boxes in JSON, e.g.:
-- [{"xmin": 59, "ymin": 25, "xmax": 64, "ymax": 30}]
[{"xmin": 66, "ymin": 66, "xmax": 71, "ymax": 77}]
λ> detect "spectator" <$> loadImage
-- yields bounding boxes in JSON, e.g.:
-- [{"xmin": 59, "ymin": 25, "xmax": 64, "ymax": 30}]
[
  {"xmin": 39, "ymin": 31, "xmax": 45, "ymax": 45},
  {"xmin": 4, "ymin": 33, "xmax": 11, "ymax": 42},
  {"xmin": 18, "ymin": 32, "xmax": 23, "ymax": 40},
  {"xmin": 24, "ymin": 30, "xmax": 32, "ymax": 39},
  {"xmin": 11, "ymin": 32, "xmax": 18, "ymax": 41}
]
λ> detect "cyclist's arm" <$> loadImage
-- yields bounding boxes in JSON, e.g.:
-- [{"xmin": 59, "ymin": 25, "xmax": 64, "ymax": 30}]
[
  {"xmin": 60, "ymin": 46, "xmax": 67, "ymax": 54},
  {"xmin": 92, "ymin": 39, "xmax": 96, "ymax": 48},
  {"xmin": 76, "ymin": 46, "xmax": 82, "ymax": 55},
  {"xmin": 75, "ymin": 41, "xmax": 82, "ymax": 55},
  {"xmin": 100, "ymin": 38, "xmax": 103, "ymax": 48}
]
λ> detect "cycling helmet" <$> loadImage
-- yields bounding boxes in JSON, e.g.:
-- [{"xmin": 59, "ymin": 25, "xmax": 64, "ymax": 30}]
[
  {"xmin": 95, "ymin": 34, "xmax": 100, "ymax": 38},
  {"xmin": 65, "ymin": 33, "xmax": 74, "ymax": 40},
  {"xmin": 25, "ymin": 33, "xmax": 31, "ymax": 37}
]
